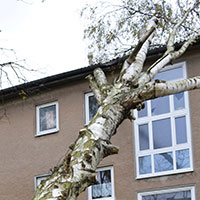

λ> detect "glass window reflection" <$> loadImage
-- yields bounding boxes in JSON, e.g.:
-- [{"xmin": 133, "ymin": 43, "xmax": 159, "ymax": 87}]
[
  {"xmin": 89, "ymin": 95, "xmax": 98, "ymax": 121},
  {"xmin": 151, "ymin": 96, "xmax": 170, "ymax": 116},
  {"xmin": 139, "ymin": 156, "xmax": 152, "ymax": 175},
  {"xmin": 142, "ymin": 190, "xmax": 191, "ymax": 200},
  {"xmin": 92, "ymin": 170, "xmax": 112, "ymax": 199},
  {"xmin": 175, "ymin": 116, "xmax": 187, "ymax": 144},
  {"xmin": 176, "ymin": 149, "xmax": 190, "ymax": 169},
  {"xmin": 40, "ymin": 105, "xmax": 56, "ymax": 131},
  {"xmin": 153, "ymin": 118, "xmax": 172, "ymax": 149},
  {"xmin": 154, "ymin": 152, "xmax": 173, "ymax": 172},
  {"xmin": 153, "ymin": 67, "xmax": 183, "ymax": 81},
  {"xmin": 139, "ymin": 124, "xmax": 149, "ymax": 150},
  {"xmin": 174, "ymin": 92, "xmax": 185, "ymax": 110}
]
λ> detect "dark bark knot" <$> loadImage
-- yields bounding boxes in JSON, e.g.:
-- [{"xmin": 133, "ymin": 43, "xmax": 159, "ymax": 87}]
[{"xmin": 84, "ymin": 153, "xmax": 92, "ymax": 164}]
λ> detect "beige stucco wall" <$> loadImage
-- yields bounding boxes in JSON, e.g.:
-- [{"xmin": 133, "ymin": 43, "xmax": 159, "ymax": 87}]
[{"xmin": 0, "ymin": 47, "xmax": 200, "ymax": 200}]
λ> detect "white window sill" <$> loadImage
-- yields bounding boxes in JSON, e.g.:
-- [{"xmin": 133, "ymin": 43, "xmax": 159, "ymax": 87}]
[
  {"xmin": 136, "ymin": 167, "xmax": 194, "ymax": 180},
  {"xmin": 35, "ymin": 128, "xmax": 59, "ymax": 137}
]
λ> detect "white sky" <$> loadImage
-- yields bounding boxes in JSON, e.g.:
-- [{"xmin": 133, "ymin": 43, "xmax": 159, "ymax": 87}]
[{"xmin": 0, "ymin": 0, "xmax": 92, "ymax": 81}]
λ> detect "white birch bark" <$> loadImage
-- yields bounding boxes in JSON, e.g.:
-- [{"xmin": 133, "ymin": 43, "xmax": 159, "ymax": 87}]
[
  {"xmin": 33, "ymin": 7, "xmax": 200, "ymax": 200},
  {"xmin": 118, "ymin": 17, "xmax": 158, "ymax": 85},
  {"xmin": 151, "ymin": 77, "xmax": 200, "ymax": 98}
]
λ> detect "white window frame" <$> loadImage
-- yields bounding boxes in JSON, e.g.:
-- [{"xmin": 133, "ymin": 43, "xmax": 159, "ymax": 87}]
[
  {"xmin": 36, "ymin": 101, "xmax": 59, "ymax": 136},
  {"xmin": 85, "ymin": 92, "xmax": 97, "ymax": 125},
  {"xmin": 34, "ymin": 174, "xmax": 50, "ymax": 192},
  {"xmin": 138, "ymin": 186, "xmax": 195, "ymax": 200},
  {"xmin": 134, "ymin": 62, "xmax": 193, "ymax": 179},
  {"xmin": 88, "ymin": 166, "xmax": 115, "ymax": 200}
]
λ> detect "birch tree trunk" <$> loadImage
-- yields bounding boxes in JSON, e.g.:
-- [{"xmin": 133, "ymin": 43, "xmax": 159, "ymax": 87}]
[{"xmin": 33, "ymin": 6, "xmax": 200, "ymax": 200}]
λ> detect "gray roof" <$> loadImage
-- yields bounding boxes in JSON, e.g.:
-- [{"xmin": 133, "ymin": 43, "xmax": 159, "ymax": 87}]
[{"xmin": 0, "ymin": 41, "xmax": 199, "ymax": 102}]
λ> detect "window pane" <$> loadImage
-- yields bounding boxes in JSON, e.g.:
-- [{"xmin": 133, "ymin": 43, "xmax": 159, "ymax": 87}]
[
  {"xmin": 89, "ymin": 95, "xmax": 98, "ymax": 121},
  {"xmin": 40, "ymin": 105, "xmax": 56, "ymax": 131},
  {"xmin": 142, "ymin": 190, "xmax": 191, "ymax": 200},
  {"xmin": 154, "ymin": 152, "xmax": 173, "ymax": 172},
  {"xmin": 153, "ymin": 67, "xmax": 183, "ymax": 81},
  {"xmin": 176, "ymin": 149, "xmax": 190, "ymax": 169},
  {"xmin": 174, "ymin": 92, "xmax": 185, "ymax": 110},
  {"xmin": 139, "ymin": 124, "xmax": 149, "ymax": 150},
  {"xmin": 139, "ymin": 156, "xmax": 152, "ymax": 175},
  {"xmin": 153, "ymin": 118, "xmax": 172, "ymax": 149},
  {"xmin": 138, "ymin": 101, "xmax": 147, "ymax": 118},
  {"xmin": 175, "ymin": 116, "xmax": 187, "ymax": 144},
  {"xmin": 92, "ymin": 170, "xmax": 112, "ymax": 199},
  {"xmin": 151, "ymin": 96, "xmax": 170, "ymax": 116}
]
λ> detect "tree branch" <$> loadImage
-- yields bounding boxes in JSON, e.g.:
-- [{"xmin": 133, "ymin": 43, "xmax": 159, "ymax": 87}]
[
  {"xmin": 86, "ymin": 74, "xmax": 102, "ymax": 105},
  {"xmin": 165, "ymin": 6, "xmax": 194, "ymax": 54},
  {"xmin": 93, "ymin": 68, "xmax": 112, "ymax": 98},
  {"xmin": 138, "ymin": 76, "xmax": 200, "ymax": 102},
  {"xmin": 118, "ymin": 17, "xmax": 158, "ymax": 85},
  {"xmin": 138, "ymin": 29, "xmax": 200, "ymax": 87},
  {"xmin": 171, "ymin": 32, "xmax": 200, "ymax": 60},
  {"xmin": 93, "ymin": 68, "xmax": 108, "ymax": 89},
  {"xmin": 127, "ymin": 17, "xmax": 158, "ymax": 64},
  {"xmin": 153, "ymin": 76, "xmax": 200, "ymax": 98}
]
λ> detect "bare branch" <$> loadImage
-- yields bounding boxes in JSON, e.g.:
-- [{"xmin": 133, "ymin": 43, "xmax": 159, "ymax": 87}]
[
  {"xmin": 166, "ymin": 2, "xmax": 200, "ymax": 54},
  {"xmin": 171, "ymin": 32, "xmax": 200, "ymax": 60},
  {"xmin": 1, "ymin": 69, "xmax": 13, "ymax": 87},
  {"xmin": 0, "ymin": 58, "xmax": 40, "ymax": 88}
]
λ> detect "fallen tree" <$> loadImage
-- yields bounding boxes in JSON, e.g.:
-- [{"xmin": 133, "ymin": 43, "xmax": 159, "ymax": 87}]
[{"xmin": 33, "ymin": 2, "xmax": 200, "ymax": 200}]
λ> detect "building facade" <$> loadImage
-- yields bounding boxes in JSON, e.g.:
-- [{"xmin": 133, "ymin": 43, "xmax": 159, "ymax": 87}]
[{"xmin": 0, "ymin": 45, "xmax": 200, "ymax": 200}]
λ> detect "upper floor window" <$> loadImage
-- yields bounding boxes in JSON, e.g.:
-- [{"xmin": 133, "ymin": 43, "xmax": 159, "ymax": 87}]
[
  {"xmin": 138, "ymin": 186, "xmax": 195, "ymax": 200},
  {"xmin": 134, "ymin": 62, "xmax": 193, "ymax": 178},
  {"xmin": 88, "ymin": 166, "xmax": 115, "ymax": 200},
  {"xmin": 36, "ymin": 101, "xmax": 59, "ymax": 136},
  {"xmin": 85, "ymin": 92, "xmax": 98, "ymax": 125}
]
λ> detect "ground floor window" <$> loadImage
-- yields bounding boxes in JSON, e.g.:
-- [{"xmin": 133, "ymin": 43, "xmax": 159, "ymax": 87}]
[
  {"xmin": 88, "ymin": 166, "xmax": 115, "ymax": 200},
  {"xmin": 138, "ymin": 186, "xmax": 195, "ymax": 200}
]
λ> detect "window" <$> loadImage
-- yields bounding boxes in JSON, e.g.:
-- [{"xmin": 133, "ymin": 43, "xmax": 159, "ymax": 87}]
[
  {"xmin": 36, "ymin": 101, "xmax": 59, "ymax": 136},
  {"xmin": 138, "ymin": 186, "xmax": 195, "ymax": 200},
  {"xmin": 134, "ymin": 62, "xmax": 193, "ymax": 178},
  {"xmin": 88, "ymin": 166, "xmax": 115, "ymax": 200},
  {"xmin": 85, "ymin": 92, "xmax": 98, "ymax": 125},
  {"xmin": 34, "ymin": 174, "xmax": 50, "ymax": 192}
]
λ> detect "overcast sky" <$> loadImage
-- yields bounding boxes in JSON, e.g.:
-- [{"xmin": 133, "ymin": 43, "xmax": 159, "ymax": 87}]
[{"xmin": 0, "ymin": 0, "xmax": 92, "ymax": 81}]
